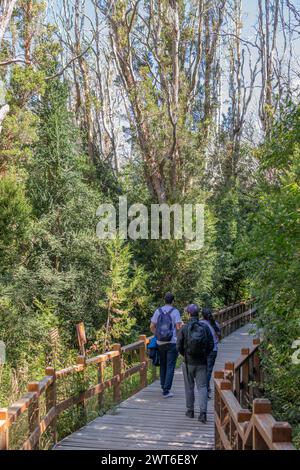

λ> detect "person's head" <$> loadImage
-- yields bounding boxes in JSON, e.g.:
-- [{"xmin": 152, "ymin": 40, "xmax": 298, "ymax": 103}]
[
  {"xmin": 164, "ymin": 292, "xmax": 174, "ymax": 305},
  {"xmin": 186, "ymin": 303, "xmax": 200, "ymax": 319},
  {"xmin": 202, "ymin": 307, "xmax": 215, "ymax": 325}
]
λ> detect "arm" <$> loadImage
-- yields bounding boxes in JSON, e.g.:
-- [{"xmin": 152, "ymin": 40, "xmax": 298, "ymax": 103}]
[
  {"xmin": 150, "ymin": 310, "xmax": 158, "ymax": 335},
  {"xmin": 150, "ymin": 322, "xmax": 156, "ymax": 335},
  {"xmin": 206, "ymin": 326, "xmax": 214, "ymax": 353},
  {"xmin": 175, "ymin": 309, "xmax": 183, "ymax": 331},
  {"xmin": 176, "ymin": 326, "xmax": 185, "ymax": 356}
]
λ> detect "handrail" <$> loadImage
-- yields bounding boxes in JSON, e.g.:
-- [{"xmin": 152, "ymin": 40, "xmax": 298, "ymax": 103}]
[
  {"xmin": 0, "ymin": 300, "xmax": 255, "ymax": 450},
  {"xmin": 214, "ymin": 339, "xmax": 296, "ymax": 450}
]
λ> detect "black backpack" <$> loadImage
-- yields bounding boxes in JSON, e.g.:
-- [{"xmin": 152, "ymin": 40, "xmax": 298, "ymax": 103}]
[{"xmin": 186, "ymin": 321, "xmax": 210, "ymax": 359}]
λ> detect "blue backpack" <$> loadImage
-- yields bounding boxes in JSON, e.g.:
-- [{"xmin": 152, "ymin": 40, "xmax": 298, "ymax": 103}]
[{"xmin": 156, "ymin": 307, "xmax": 174, "ymax": 342}]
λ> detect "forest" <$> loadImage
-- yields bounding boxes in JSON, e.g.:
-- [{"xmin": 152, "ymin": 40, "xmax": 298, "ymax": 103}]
[{"xmin": 0, "ymin": 0, "xmax": 299, "ymax": 447}]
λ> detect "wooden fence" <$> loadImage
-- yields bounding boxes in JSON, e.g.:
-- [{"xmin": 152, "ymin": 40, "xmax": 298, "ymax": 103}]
[
  {"xmin": 214, "ymin": 339, "xmax": 296, "ymax": 450},
  {"xmin": 0, "ymin": 299, "xmax": 256, "ymax": 450}
]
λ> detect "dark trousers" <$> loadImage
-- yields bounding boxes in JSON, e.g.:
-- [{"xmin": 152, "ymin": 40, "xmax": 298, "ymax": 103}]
[
  {"xmin": 158, "ymin": 343, "xmax": 178, "ymax": 394},
  {"xmin": 182, "ymin": 363, "xmax": 208, "ymax": 413},
  {"xmin": 207, "ymin": 350, "xmax": 218, "ymax": 392}
]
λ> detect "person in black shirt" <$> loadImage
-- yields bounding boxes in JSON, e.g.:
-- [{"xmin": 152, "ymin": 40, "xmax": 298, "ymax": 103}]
[{"xmin": 177, "ymin": 304, "xmax": 214, "ymax": 423}]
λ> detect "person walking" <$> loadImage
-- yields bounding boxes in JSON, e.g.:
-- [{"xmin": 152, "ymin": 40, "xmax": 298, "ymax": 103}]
[
  {"xmin": 177, "ymin": 304, "xmax": 214, "ymax": 423},
  {"xmin": 200, "ymin": 307, "xmax": 221, "ymax": 399},
  {"xmin": 150, "ymin": 292, "xmax": 182, "ymax": 398}
]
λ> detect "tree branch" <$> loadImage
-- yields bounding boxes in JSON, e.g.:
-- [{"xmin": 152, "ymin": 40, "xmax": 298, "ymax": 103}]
[{"xmin": 45, "ymin": 40, "xmax": 93, "ymax": 81}]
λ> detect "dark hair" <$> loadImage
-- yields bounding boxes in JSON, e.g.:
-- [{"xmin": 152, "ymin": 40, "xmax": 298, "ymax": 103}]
[
  {"xmin": 165, "ymin": 292, "xmax": 174, "ymax": 304},
  {"xmin": 202, "ymin": 307, "xmax": 218, "ymax": 330}
]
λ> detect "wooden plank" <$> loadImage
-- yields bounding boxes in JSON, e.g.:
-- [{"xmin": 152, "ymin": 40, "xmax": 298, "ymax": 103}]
[{"xmin": 64, "ymin": 431, "xmax": 214, "ymax": 446}]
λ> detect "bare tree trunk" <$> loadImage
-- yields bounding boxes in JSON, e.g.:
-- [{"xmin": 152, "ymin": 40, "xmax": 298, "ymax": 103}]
[
  {"xmin": 0, "ymin": 0, "xmax": 17, "ymax": 47},
  {"xmin": 22, "ymin": 0, "xmax": 34, "ymax": 63},
  {"xmin": 0, "ymin": 102, "xmax": 9, "ymax": 133},
  {"xmin": 258, "ymin": 0, "xmax": 280, "ymax": 135},
  {"xmin": 74, "ymin": 0, "xmax": 95, "ymax": 164},
  {"xmin": 0, "ymin": 0, "xmax": 18, "ymax": 134},
  {"xmin": 203, "ymin": 0, "xmax": 226, "ymax": 138},
  {"xmin": 108, "ymin": 9, "xmax": 167, "ymax": 201}
]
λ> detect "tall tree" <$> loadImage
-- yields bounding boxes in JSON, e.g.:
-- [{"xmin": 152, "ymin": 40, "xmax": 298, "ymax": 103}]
[
  {"xmin": 98, "ymin": 0, "xmax": 226, "ymax": 202},
  {"xmin": 0, "ymin": 0, "xmax": 18, "ymax": 133},
  {"xmin": 0, "ymin": 0, "xmax": 17, "ymax": 47}
]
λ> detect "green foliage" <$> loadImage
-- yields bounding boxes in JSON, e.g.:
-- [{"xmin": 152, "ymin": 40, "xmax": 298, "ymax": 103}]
[
  {"xmin": 245, "ymin": 106, "xmax": 300, "ymax": 446},
  {"xmin": 0, "ymin": 108, "xmax": 38, "ymax": 167},
  {"xmin": 8, "ymin": 65, "xmax": 46, "ymax": 107},
  {"xmin": 0, "ymin": 174, "xmax": 31, "ymax": 274},
  {"xmin": 98, "ymin": 238, "xmax": 151, "ymax": 348},
  {"xmin": 211, "ymin": 182, "xmax": 253, "ymax": 306},
  {"xmin": 0, "ymin": 78, "xmax": 111, "ymax": 386}
]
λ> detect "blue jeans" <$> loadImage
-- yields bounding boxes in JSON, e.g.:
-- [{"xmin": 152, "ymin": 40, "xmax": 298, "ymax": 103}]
[
  {"xmin": 158, "ymin": 343, "xmax": 178, "ymax": 394},
  {"xmin": 207, "ymin": 351, "xmax": 218, "ymax": 392}
]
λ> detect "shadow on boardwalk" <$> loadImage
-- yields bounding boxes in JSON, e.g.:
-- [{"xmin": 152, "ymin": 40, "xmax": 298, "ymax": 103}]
[{"xmin": 55, "ymin": 324, "xmax": 256, "ymax": 450}]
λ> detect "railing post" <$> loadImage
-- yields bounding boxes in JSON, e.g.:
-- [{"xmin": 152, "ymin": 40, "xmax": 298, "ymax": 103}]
[
  {"xmin": 252, "ymin": 338, "xmax": 261, "ymax": 394},
  {"xmin": 271, "ymin": 422, "xmax": 292, "ymax": 444},
  {"xmin": 45, "ymin": 367, "xmax": 57, "ymax": 445},
  {"xmin": 253, "ymin": 399, "xmax": 272, "ymax": 450},
  {"xmin": 97, "ymin": 360, "xmax": 105, "ymax": 411},
  {"xmin": 139, "ymin": 335, "xmax": 148, "ymax": 389},
  {"xmin": 237, "ymin": 409, "xmax": 251, "ymax": 450},
  {"xmin": 214, "ymin": 370, "xmax": 224, "ymax": 450},
  {"xmin": 76, "ymin": 355, "xmax": 87, "ymax": 424},
  {"xmin": 27, "ymin": 382, "xmax": 40, "ymax": 450},
  {"xmin": 241, "ymin": 348, "xmax": 250, "ymax": 407},
  {"xmin": 225, "ymin": 362, "xmax": 235, "ymax": 389},
  {"xmin": 112, "ymin": 344, "xmax": 121, "ymax": 403},
  {"xmin": 234, "ymin": 367, "xmax": 241, "ymax": 402},
  {"xmin": 0, "ymin": 408, "xmax": 9, "ymax": 450}
]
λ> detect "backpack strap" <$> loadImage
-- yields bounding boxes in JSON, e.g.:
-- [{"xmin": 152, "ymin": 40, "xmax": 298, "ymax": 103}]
[{"xmin": 159, "ymin": 307, "xmax": 175, "ymax": 316}]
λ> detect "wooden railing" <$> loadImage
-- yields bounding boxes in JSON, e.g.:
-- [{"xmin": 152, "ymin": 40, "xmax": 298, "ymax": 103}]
[
  {"xmin": 213, "ymin": 299, "xmax": 256, "ymax": 337},
  {"xmin": 0, "ymin": 334, "xmax": 154, "ymax": 450},
  {"xmin": 0, "ymin": 299, "xmax": 255, "ymax": 450},
  {"xmin": 214, "ymin": 339, "xmax": 296, "ymax": 450}
]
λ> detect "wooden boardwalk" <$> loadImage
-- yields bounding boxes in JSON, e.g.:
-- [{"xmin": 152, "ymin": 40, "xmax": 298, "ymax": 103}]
[{"xmin": 55, "ymin": 323, "xmax": 256, "ymax": 451}]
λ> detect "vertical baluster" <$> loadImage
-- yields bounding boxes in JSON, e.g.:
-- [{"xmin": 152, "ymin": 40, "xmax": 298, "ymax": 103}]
[
  {"xmin": 241, "ymin": 348, "xmax": 250, "ymax": 407},
  {"xmin": 98, "ymin": 360, "xmax": 105, "ymax": 411},
  {"xmin": 252, "ymin": 338, "xmax": 261, "ymax": 398},
  {"xmin": 45, "ymin": 367, "xmax": 57, "ymax": 446},
  {"xmin": 234, "ymin": 366, "xmax": 241, "ymax": 402},
  {"xmin": 28, "ymin": 382, "xmax": 40, "ymax": 450},
  {"xmin": 139, "ymin": 335, "xmax": 148, "ymax": 389},
  {"xmin": 76, "ymin": 355, "xmax": 87, "ymax": 424},
  {"xmin": 112, "ymin": 344, "xmax": 121, "ymax": 402}
]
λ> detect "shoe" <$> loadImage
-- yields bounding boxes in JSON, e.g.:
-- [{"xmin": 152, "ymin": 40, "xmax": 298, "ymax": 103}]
[
  {"xmin": 207, "ymin": 391, "xmax": 212, "ymax": 400},
  {"xmin": 163, "ymin": 392, "xmax": 174, "ymax": 398},
  {"xmin": 186, "ymin": 410, "xmax": 194, "ymax": 419},
  {"xmin": 198, "ymin": 412, "xmax": 207, "ymax": 424}
]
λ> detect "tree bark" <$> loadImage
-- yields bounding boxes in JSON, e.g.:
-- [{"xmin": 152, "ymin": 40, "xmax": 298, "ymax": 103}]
[{"xmin": 0, "ymin": 0, "xmax": 17, "ymax": 47}]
